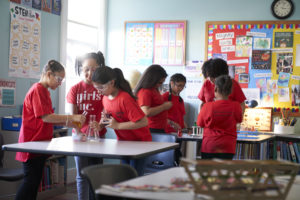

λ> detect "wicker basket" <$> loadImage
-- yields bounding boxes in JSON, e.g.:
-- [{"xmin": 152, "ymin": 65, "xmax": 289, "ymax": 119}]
[{"xmin": 181, "ymin": 158, "xmax": 300, "ymax": 200}]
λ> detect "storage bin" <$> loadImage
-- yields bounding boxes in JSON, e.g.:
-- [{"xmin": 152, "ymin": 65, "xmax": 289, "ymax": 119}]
[
  {"xmin": 274, "ymin": 124, "xmax": 294, "ymax": 134},
  {"xmin": 1, "ymin": 116, "xmax": 22, "ymax": 131}
]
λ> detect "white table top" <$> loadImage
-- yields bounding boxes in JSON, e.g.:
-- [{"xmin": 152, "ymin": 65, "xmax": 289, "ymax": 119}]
[
  {"xmin": 2, "ymin": 136, "xmax": 179, "ymax": 159},
  {"xmin": 96, "ymin": 167, "xmax": 300, "ymax": 200}
]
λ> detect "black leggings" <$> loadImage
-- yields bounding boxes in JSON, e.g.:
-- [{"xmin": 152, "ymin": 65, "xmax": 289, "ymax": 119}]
[
  {"xmin": 201, "ymin": 152, "xmax": 234, "ymax": 160},
  {"xmin": 15, "ymin": 156, "xmax": 48, "ymax": 200}
]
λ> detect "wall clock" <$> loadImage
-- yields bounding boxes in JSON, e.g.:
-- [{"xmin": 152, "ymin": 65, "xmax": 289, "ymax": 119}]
[{"xmin": 271, "ymin": 0, "xmax": 294, "ymax": 19}]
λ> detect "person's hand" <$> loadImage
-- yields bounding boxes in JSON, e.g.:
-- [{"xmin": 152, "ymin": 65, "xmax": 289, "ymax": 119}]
[
  {"xmin": 70, "ymin": 114, "xmax": 86, "ymax": 129},
  {"xmin": 73, "ymin": 114, "xmax": 86, "ymax": 125},
  {"xmin": 169, "ymin": 120, "xmax": 181, "ymax": 131},
  {"xmin": 106, "ymin": 117, "xmax": 120, "ymax": 130},
  {"xmin": 163, "ymin": 101, "xmax": 173, "ymax": 110},
  {"xmin": 90, "ymin": 121, "xmax": 101, "ymax": 132}
]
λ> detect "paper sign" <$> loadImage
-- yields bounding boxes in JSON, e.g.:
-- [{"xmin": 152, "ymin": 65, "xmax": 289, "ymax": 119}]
[
  {"xmin": 246, "ymin": 32, "xmax": 266, "ymax": 37},
  {"xmin": 278, "ymin": 88, "xmax": 290, "ymax": 102},
  {"xmin": 215, "ymin": 32, "xmax": 234, "ymax": 40}
]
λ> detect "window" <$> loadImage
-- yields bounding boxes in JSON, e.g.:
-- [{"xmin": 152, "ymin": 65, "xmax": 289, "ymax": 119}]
[{"xmin": 60, "ymin": 0, "xmax": 106, "ymax": 114}]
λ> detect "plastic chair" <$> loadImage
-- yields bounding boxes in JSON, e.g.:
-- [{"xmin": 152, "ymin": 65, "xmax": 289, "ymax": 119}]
[
  {"xmin": 81, "ymin": 164, "xmax": 138, "ymax": 200},
  {"xmin": 144, "ymin": 133, "xmax": 177, "ymax": 175},
  {"xmin": 0, "ymin": 132, "xmax": 24, "ymax": 199}
]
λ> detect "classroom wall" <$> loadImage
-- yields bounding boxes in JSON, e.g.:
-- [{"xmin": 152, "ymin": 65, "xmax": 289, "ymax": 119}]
[
  {"xmin": 0, "ymin": 0, "xmax": 61, "ymax": 117},
  {"xmin": 105, "ymin": 0, "xmax": 300, "ymax": 130}
]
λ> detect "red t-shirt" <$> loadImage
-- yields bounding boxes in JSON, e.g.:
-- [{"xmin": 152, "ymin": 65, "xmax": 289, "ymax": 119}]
[
  {"xmin": 162, "ymin": 92, "xmax": 185, "ymax": 133},
  {"xmin": 16, "ymin": 83, "xmax": 54, "ymax": 162},
  {"xmin": 197, "ymin": 100, "xmax": 242, "ymax": 154},
  {"xmin": 137, "ymin": 88, "xmax": 168, "ymax": 130},
  {"xmin": 66, "ymin": 80, "xmax": 106, "ymax": 136},
  {"xmin": 198, "ymin": 79, "xmax": 246, "ymax": 103},
  {"xmin": 103, "ymin": 90, "xmax": 151, "ymax": 141}
]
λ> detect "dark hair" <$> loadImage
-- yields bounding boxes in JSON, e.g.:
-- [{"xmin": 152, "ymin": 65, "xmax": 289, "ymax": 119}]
[
  {"xmin": 134, "ymin": 64, "xmax": 167, "ymax": 95},
  {"xmin": 202, "ymin": 58, "xmax": 228, "ymax": 79},
  {"xmin": 75, "ymin": 51, "xmax": 105, "ymax": 76},
  {"xmin": 42, "ymin": 60, "xmax": 64, "ymax": 74},
  {"xmin": 168, "ymin": 73, "xmax": 186, "ymax": 102},
  {"xmin": 92, "ymin": 66, "xmax": 135, "ymax": 99},
  {"xmin": 214, "ymin": 75, "xmax": 232, "ymax": 97}
]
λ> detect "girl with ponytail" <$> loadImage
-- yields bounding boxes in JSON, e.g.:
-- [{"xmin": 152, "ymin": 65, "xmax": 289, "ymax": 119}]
[
  {"xmin": 92, "ymin": 66, "xmax": 151, "ymax": 176},
  {"xmin": 162, "ymin": 73, "xmax": 187, "ymax": 133},
  {"xmin": 197, "ymin": 75, "xmax": 243, "ymax": 160},
  {"xmin": 66, "ymin": 51, "xmax": 106, "ymax": 200}
]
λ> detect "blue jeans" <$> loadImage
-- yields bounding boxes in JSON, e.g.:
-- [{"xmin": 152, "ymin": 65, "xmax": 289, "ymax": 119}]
[
  {"xmin": 15, "ymin": 156, "xmax": 48, "ymax": 200},
  {"xmin": 121, "ymin": 158, "xmax": 146, "ymax": 176},
  {"xmin": 74, "ymin": 156, "xmax": 103, "ymax": 200}
]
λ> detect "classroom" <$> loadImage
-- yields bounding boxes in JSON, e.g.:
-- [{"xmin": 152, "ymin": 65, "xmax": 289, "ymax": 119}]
[{"xmin": 0, "ymin": 0, "xmax": 300, "ymax": 199}]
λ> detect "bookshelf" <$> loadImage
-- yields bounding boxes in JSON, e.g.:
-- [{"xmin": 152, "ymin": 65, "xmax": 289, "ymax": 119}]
[
  {"xmin": 234, "ymin": 133, "xmax": 300, "ymax": 164},
  {"xmin": 183, "ymin": 132, "xmax": 300, "ymax": 163}
]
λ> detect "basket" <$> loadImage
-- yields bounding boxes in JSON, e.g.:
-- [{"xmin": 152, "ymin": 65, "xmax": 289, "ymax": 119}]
[{"xmin": 181, "ymin": 158, "xmax": 300, "ymax": 200}]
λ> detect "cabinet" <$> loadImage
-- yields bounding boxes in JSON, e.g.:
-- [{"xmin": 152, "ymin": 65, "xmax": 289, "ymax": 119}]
[{"xmin": 0, "ymin": 128, "xmax": 68, "ymax": 200}]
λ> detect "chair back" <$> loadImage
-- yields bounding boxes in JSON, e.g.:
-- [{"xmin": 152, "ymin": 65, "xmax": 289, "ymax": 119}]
[
  {"xmin": 144, "ymin": 133, "xmax": 177, "ymax": 174},
  {"xmin": 81, "ymin": 164, "xmax": 138, "ymax": 198},
  {"xmin": 0, "ymin": 132, "xmax": 24, "ymax": 182}
]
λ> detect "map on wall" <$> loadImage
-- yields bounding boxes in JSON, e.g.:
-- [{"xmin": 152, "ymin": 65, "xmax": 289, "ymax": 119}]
[{"xmin": 9, "ymin": 3, "xmax": 41, "ymax": 79}]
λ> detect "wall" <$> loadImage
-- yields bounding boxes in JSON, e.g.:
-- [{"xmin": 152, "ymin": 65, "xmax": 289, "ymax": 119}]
[
  {"xmin": 105, "ymin": 0, "xmax": 300, "ymax": 130},
  {"xmin": 0, "ymin": 0, "xmax": 61, "ymax": 117}
]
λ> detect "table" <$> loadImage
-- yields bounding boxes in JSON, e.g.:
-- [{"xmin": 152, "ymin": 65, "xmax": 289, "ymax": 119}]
[
  {"xmin": 96, "ymin": 167, "xmax": 300, "ymax": 200},
  {"xmin": 2, "ymin": 136, "xmax": 179, "ymax": 159}
]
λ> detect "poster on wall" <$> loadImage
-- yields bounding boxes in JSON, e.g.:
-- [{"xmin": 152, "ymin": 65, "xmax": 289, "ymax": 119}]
[
  {"xmin": 0, "ymin": 79, "xmax": 16, "ymax": 107},
  {"xmin": 125, "ymin": 21, "xmax": 186, "ymax": 66},
  {"xmin": 251, "ymin": 50, "xmax": 271, "ymax": 70},
  {"xmin": 153, "ymin": 22, "xmax": 186, "ymax": 66},
  {"xmin": 9, "ymin": 3, "xmax": 41, "ymax": 79},
  {"xmin": 125, "ymin": 23, "xmax": 154, "ymax": 66}
]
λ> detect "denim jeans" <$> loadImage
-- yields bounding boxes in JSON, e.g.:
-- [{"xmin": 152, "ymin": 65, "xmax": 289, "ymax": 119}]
[
  {"xmin": 121, "ymin": 158, "xmax": 146, "ymax": 176},
  {"xmin": 74, "ymin": 156, "xmax": 103, "ymax": 200},
  {"xmin": 15, "ymin": 156, "xmax": 48, "ymax": 200}
]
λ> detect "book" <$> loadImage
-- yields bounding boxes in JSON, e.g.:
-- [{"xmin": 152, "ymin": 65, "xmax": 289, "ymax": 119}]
[
  {"xmin": 293, "ymin": 143, "xmax": 300, "ymax": 163},
  {"xmin": 288, "ymin": 142, "xmax": 297, "ymax": 163},
  {"xmin": 276, "ymin": 142, "xmax": 281, "ymax": 160}
]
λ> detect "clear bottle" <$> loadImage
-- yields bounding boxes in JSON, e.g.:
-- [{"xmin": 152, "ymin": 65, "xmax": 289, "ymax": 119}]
[
  {"xmin": 87, "ymin": 115, "xmax": 96, "ymax": 141},
  {"xmin": 86, "ymin": 115, "xmax": 101, "ymax": 141}
]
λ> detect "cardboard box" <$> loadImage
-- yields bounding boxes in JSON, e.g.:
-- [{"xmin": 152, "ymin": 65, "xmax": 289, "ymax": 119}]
[{"xmin": 1, "ymin": 116, "xmax": 22, "ymax": 131}]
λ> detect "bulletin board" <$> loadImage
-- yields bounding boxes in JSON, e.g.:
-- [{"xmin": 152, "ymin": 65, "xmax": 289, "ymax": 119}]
[
  {"xmin": 205, "ymin": 21, "xmax": 300, "ymax": 110},
  {"xmin": 124, "ymin": 21, "xmax": 186, "ymax": 66}
]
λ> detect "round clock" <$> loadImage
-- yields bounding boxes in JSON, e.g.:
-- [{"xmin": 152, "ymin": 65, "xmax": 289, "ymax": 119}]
[{"xmin": 271, "ymin": 0, "xmax": 294, "ymax": 19}]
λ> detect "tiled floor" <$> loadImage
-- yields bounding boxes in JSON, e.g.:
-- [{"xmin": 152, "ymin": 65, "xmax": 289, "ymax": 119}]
[{"xmin": 47, "ymin": 183, "xmax": 78, "ymax": 200}]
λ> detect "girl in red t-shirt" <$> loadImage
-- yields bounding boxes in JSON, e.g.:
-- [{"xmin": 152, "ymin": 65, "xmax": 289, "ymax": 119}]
[
  {"xmin": 197, "ymin": 75, "xmax": 243, "ymax": 160},
  {"xmin": 162, "ymin": 73, "xmax": 187, "ymax": 133},
  {"xmin": 66, "ymin": 51, "xmax": 106, "ymax": 200},
  {"xmin": 134, "ymin": 65, "xmax": 172, "ymax": 133},
  {"xmin": 91, "ymin": 66, "xmax": 151, "ymax": 176},
  {"xmin": 15, "ymin": 60, "xmax": 85, "ymax": 200},
  {"xmin": 198, "ymin": 58, "xmax": 246, "ymax": 113}
]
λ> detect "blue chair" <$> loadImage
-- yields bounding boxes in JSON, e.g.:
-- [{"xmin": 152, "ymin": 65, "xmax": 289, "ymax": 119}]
[{"xmin": 144, "ymin": 133, "xmax": 177, "ymax": 175}]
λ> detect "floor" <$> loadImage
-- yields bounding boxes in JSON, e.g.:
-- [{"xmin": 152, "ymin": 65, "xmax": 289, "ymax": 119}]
[{"xmin": 47, "ymin": 183, "xmax": 78, "ymax": 200}]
